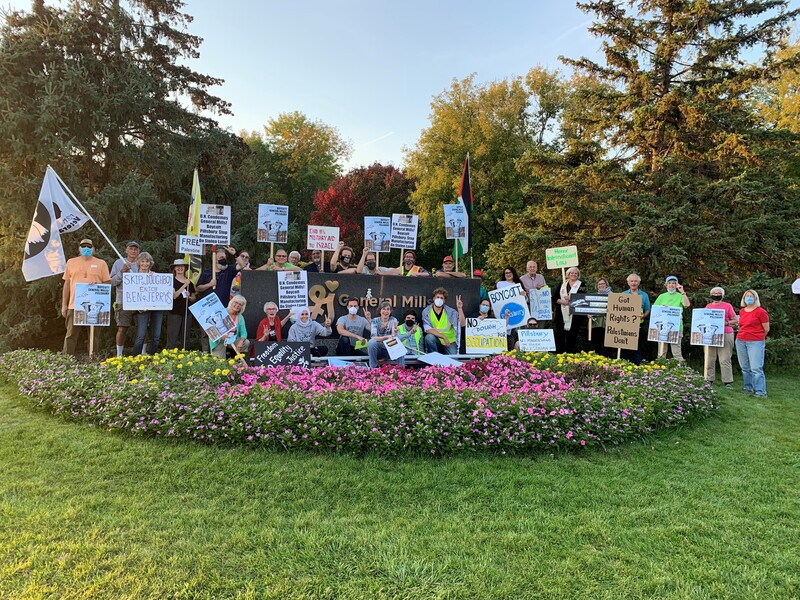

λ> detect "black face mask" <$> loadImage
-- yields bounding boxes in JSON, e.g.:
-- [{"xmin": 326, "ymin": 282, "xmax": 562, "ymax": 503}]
[
  {"xmin": 405, "ymin": 320, "xmax": 415, "ymax": 328},
  {"xmin": 710, "ymin": 295, "xmax": 723, "ymax": 302},
  {"xmin": 342, "ymin": 256, "xmax": 351, "ymax": 264},
  {"xmin": 366, "ymin": 261, "xmax": 376, "ymax": 270},
  {"xmin": 217, "ymin": 258, "xmax": 227, "ymax": 266}
]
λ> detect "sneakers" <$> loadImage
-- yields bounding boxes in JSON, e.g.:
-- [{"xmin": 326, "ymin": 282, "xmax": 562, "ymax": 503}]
[
  {"xmin": 724, "ymin": 383, "xmax": 733, "ymax": 389},
  {"xmin": 754, "ymin": 393, "xmax": 768, "ymax": 398}
]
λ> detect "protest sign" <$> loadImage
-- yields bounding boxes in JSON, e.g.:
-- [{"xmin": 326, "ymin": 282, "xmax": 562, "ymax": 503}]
[
  {"xmin": 417, "ymin": 353, "xmax": 463, "ymax": 367},
  {"xmin": 465, "ymin": 318, "xmax": 507, "ymax": 354},
  {"xmin": 258, "ymin": 204, "xmax": 289, "ymax": 243},
  {"xmin": 545, "ymin": 245, "xmax": 579, "ymax": 269},
  {"xmin": 648, "ymin": 305, "xmax": 683, "ymax": 343},
  {"xmin": 604, "ymin": 292, "xmax": 642, "ymax": 350},
  {"xmin": 122, "ymin": 273, "xmax": 173, "ymax": 311},
  {"xmin": 73, "ymin": 283, "xmax": 111, "ymax": 326},
  {"xmin": 390, "ymin": 214, "xmax": 419, "ymax": 249},
  {"xmin": 690, "ymin": 309, "xmax": 725, "ymax": 347},
  {"xmin": 198, "ymin": 204, "xmax": 231, "ymax": 245},
  {"xmin": 529, "ymin": 287, "xmax": 552, "ymax": 321},
  {"xmin": 364, "ymin": 217, "xmax": 391, "ymax": 252},
  {"xmin": 177, "ymin": 235, "xmax": 203, "ymax": 255},
  {"xmin": 306, "ymin": 225, "xmax": 340, "ymax": 251},
  {"xmin": 253, "ymin": 342, "xmax": 311, "ymax": 368},
  {"xmin": 443, "ymin": 204, "xmax": 466, "ymax": 240},
  {"xmin": 383, "ymin": 337, "xmax": 408, "ymax": 360},
  {"xmin": 569, "ymin": 293, "xmax": 609, "ymax": 316},
  {"xmin": 189, "ymin": 294, "xmax": 234, "ymax": 343},
  {"xmin": 487, "ymin": 284, "xmax": 530, "ymax": 329},
  {"xmin": 277, "ymin": 270, "xmax": 308, "ymax": 312},
  {"xmin": 517, "ymin": 329, "xmax": 556, "ymax": 352}
]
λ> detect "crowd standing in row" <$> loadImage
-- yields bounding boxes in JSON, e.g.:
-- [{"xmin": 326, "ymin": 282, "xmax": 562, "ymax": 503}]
[{"xmin": 60, "ymin": 240, "xmax": 771, "ymax": 397}]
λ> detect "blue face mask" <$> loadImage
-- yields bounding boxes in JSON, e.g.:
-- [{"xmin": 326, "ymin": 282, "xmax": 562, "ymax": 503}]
[
  {"xmin": 667, "ymin": 288, "xmax": 677, "ymax": 294},
  {"xmin": 744, "ymin": 296, "xmax": 755, "ymax": 306},
  {"xmin": 80, "ymin": 247, "xmax": 92, "ymax": 257},
  {"xmin": 479, "ymin": 305, "xmax": 490, "ymax": 313}
]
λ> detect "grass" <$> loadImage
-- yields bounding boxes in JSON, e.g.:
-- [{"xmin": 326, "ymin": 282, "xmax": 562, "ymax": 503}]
[{"xmin": 1, "ymin": 371, "xmax": 799, "ymax": 599}]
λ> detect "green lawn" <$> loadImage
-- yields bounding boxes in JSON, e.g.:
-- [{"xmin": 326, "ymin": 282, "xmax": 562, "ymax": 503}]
[{"xmin": 1, "ymin": 373, "xmax": 798, "ymax": 599}]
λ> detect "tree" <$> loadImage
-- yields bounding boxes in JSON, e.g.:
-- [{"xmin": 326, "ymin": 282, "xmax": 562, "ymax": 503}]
[
  {"xmin": 309, "ymin": 163, "xmax": 413, "ymax": 259},
  {"xmin": 0, "ymin": 0, "xmax": 239, "ymax": 350}
]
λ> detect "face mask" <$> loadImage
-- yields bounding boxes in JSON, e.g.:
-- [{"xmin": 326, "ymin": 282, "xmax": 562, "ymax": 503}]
[
  {"xmin": 479, "ymin": 305, "xmax": 489, "ymax": 314},
  {"xmin": 80, "ymin": 247, "xmax": 92, "ymax": 257},
  {"xmin": 434, "ymin": 298, "xmax": 444, "ymax": 308},
  {"xmin": 348, "ymin": 306, "xmax": 358, "ymax": 315},
  {"xmin": 744, "ymin": 296, "xmax": 755, "ymax": 306},
  {"xmin": 710, "ymin": 295, "xmax": 723, "ymax": 302},
  {"xmin": 342, "ymin": 256, "xmax": 351, "ymax": 264},
  {"xmin": 404, "ymin": 259, "xmax": 413, "ymax": 266},
  {"xmin": 405, "ymin": 319, "xmax": 415, "ymax": 328},
  {"xmin": 667, "ymin": 288, "xmax": 677, "ymax": 294},
  {"xmin": 365, "ymin": 261, "xmax": 376, "ymax": 270},
  {"xmin": 218, "ymin": 258, "xmax": 227, "ymax": 266}
]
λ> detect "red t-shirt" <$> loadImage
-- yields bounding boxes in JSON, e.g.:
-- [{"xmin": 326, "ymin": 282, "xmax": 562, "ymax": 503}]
[
  {"xmin": 256, "ymin": 315, "xmax": 282, "ymax": 342},
  {"xmin": 737, "ymin": 307, "xmax": 769, "ymax": 341}
]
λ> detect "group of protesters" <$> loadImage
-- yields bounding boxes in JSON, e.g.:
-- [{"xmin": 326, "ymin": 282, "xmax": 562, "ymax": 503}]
[{"xmin": 59, "ymin": 239, "xmax": 770, "ymax": 397}]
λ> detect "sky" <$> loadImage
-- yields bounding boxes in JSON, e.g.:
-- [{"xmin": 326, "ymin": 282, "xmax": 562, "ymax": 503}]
[{"xmin": 3, "ymin": 1, "xmax": 798, "ymax": 170}]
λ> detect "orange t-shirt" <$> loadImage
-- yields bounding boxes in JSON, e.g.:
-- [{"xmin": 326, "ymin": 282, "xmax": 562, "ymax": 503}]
[{"xmin": 63, "ymin": 256, "xmax": 110, "ymax": 309}]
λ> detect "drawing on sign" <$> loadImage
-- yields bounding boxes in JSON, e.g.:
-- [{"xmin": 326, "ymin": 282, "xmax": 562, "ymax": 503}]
[
  {"xmin": 443, "ymin": 204, "xmax": 466, "ymax": 240},
  {"xmin": 364, "ymin": 217, "xmax": 391, "ymax": 252},
  {"xmin": 690, "ymin": 309, "xmax": 725, "ymax": 347},
  {"xmin": 569, "ymin": 293, "xmax": 609, "ymax": 316},
  {"xmin": 189, "ymin": 294, "xmax": 234, "ymax": 343},
  {"xmin": 74, "ymin": 283, "xmax": 111, "ymax": 326},
  {"xmin": 648, "ymin": 305, "xmax": 682, "ymax": 343},
  {"xmin": 258, "ymin": 204, "xmax": 289, "ymax": 243},
  {"xmin": 487, "ymin": 284, "xmax": 529, "ymax": 329}
]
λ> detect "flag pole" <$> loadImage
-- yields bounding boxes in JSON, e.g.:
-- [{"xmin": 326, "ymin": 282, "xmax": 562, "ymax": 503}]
[{"xmin": 49, "ymin": 166, "xmax": 123, "ymax": 260}]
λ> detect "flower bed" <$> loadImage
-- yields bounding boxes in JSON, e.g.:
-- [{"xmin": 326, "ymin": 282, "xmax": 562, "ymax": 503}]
[{"xmin": 0, "ymin": 349, "xmax": 717, "ymax": 455}]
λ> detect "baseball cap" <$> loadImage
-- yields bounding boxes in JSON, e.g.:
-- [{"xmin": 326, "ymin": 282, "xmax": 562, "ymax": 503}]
[
  {"xmin": 79, "ymin": 238, "xmax": 93, "ymax": 247},
  {"xmin": 443, "ymin": 256, "xmax": 454, "ymax": 263},
  {"xmin": 126, "ymin": 241, "xmax": 140, "ymax": 248},
  {"xmin": 473, "ymin": 269, "xmax": 483, "ymax": 277},
  {"xmin": 665, "ymin": 275, "xmax": 678, "ymax": 283}
]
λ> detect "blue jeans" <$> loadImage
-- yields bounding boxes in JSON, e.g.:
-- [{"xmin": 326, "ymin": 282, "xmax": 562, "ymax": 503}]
[
  {"xmin": 367, "ymin": 339, "xmax": 406, "ymax": 368},
  {"xmin": 133, "ymin": 311, "xmax": 163, "ymax": 355},
  {"xmin": 424, "ymin": 333, "xmax": 457, "ymax": 355},
  {"xmin": 735, "ymin": 339, "xmax": 766, "ymax": 396}
]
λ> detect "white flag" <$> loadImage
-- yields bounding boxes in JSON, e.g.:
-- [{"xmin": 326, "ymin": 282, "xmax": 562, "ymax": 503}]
[
  {"xmin": 47, "ymin": 166, "xmax": 89, "ymax": 234},
  {"xmin": 22, "ymin": 171, "xmax": 68, "ymax": 281}
]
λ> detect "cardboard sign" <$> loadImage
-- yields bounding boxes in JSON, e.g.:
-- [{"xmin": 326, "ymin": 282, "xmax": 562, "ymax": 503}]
[
  {"xmin": 277, "ymin": 270, "xmax": 308, "ymax": 312},
  {"xmin": 690, "ymin": 309, "xmax": 725, "ymax": 347},
  {"xmin": 177, "ymin": 235, "xmax": 204, "ymax": 255},
  {"xmin": 487, "ymin": 284, "xmax": 530, "ymax": 329},
  {"xmin": 306, "ymin": 225, "xmax": 340, "ymax": 251},
  {"xmin": 517, "ymin": 329, "xmax": 556, "ymax": 352},
  {"xmin": 73, "ymin": 283, "xmax": 111, "ymax": 326},
  {"xmin": 253, "ymin": 341, "xmax": 311, "ymax": 368},
  {"xmin": 364, "ymin": 217, "xmax": 391, "ymax": 252},
  {"xmin": 465, "ymin": 317, "xmax": 507, "ymax": 354},
  {"xmin": 545, "ymin": 245, "xmax": 579, "ymax": 269},
  {"xmin": 258, "ymin": 204, "xmax": 289, "ymax": 243},
  {"xmin": 443, "ymin": 204, "xmax": 466, "ymax": 240},
  {"xmin": 529, "ymin": 287, "xmax": 552, "ymax": 321},
  {"xmin": 390, "ymin": 214, "xmax": 419, "ymax": 249},
  {"xmin": 383, "ymin": 337, "xmax": 408, "ymax": 360},
  {"xmin": 604, "ymin": 292, "xmax": 642, "ymax": 350},
  {"xmin": 198, "ymin": 204, "xmax": 231, "ymax": 245},
  {"xmin": 122, "ymin": 273, "xmax": 173, "ymax": 310},
  {"xmin": 569, "ymin": 293, "xmax": 609, "ymax": 316},
  {"xmin": 648, "ymin": 305, "xmax": 683, "ymax": 343},
  {"xmin": 189, "ymin": 294, "xmax": 234, "ymax": 343}
]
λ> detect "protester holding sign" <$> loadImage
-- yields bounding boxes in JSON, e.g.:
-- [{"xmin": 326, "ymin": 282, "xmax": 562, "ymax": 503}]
[
  {"xmin": 553, "ymin": 266, "xmax": 585, "ymax": 354},
  {"xmin": 336, "ymin": 298, "xmax": 372, "ymax": 356},
  {"xmin": 401, "ymin": 251, "xmax": 430, "ymax": 277},
  {"xmin": 304, "ymin": 249, "xmax": 332, "ymax": 273},
  {"xmin": 256, "ymin": 302, "xmax": 290, "ymax": 343},
  {"xmin": 590, "ymin": 278, "xmax": 613, "ymax": 357},
  {"xmin": 422, "ymin": 288, "xmax": 460, "ymax": 354},
  {"xmin": 435, "ymin": 256, "xmax": 466, "ymax": 278},
  {"xmin": 61, "ymin": 238, "xmax": 111, "ymax": 355},
  {"xmin": 355, "ymin": 247, "xmax": 398, "ymax": 275},
  {"xmin": 653, "ymin": 275, "xmax": 691, "ymax": 361},
  {"xmin": 398, "ymin": 309, "xmax": 424, "ymax": 357},
  {"xmin": 166, "ymin": 259, "xmax": 196, "ymax": 349},
  {"xmin": 287, "ymin": 309, "xmax": 332, "ymax": 356},
  {"xmin": 131, "ymin": 252, "xmax": 164, "ymax": 356},
  {"xmin": 704, "ymin": 286, "xmax": 738, "ymax": 388},
  {"xmin": 256, "ymin": 249, "xmax": 300, "ymax": 272},
  {"xmin": 330, "ymin": 242, "xmax": 357, "ymax": 273},
  {"xmin": 209, "ymin": 295, "xmax": 249, "ymax": 359},
  {"xmin": 736, "ymin": 290, "xmax": 770, "ymax": 397},
  {"xmin": 367, "ymin": 301, "xmax": 403, "ymax": 367},
  {"xmin": 496, "ymin": 266, "xmax": 527, "ymax": 296},
  {"xmin": 109, "ymin": 241, "xmax": 139, "ymax": 356},
  {"xmin": 620, "ymin": 273, "xmax": 651, "ymax": 365},
  {"xmin": 196, "ymin": 246, "xmax": 240, "ymax": 351},
  {"xmin": 520, "ymin": 260, "xmax": 546, "ymax": 292}
]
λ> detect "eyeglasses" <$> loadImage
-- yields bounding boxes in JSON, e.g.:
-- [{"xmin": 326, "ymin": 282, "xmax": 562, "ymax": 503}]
[{"xmin": 239, "ymin": 255, "xmax": 250, "ymax": 260}]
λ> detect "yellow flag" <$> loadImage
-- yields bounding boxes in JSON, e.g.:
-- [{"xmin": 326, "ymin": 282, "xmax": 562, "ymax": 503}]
[{"xmin": 185, "ymin": 168, "xmax": 203, "ymax": 284}]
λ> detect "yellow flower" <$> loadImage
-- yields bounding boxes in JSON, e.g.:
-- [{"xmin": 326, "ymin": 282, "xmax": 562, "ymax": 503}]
[
  {"xmin": 139, "ymin": 365, "xmax": 145, "ymax": 371},
  {"xmin": 222, "ymin": 369, "xmax": 230, "ymax": 376},
  {"xmin": 177, "ymin": 364, "xmax": 183, "ymax": 369},
  {"xmin": 228, "ymin": 359, "xmax": 235, "ymax": 366}
]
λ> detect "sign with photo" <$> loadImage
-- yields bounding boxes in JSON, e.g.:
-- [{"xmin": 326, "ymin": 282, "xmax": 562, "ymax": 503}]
[
  {"xmin": 189, "ymin": 294, "xmax": 234, "ymax": 343},
  {"xmin": 122, "ymin": 273, "xmax": 173, "ymax": 311},
  {"xmin": 487, "ymin": 283, "xmax": 530, "ymax": 329},
  {"xmin": 517, "ymin": 329, "xmax": 556, "ymax": 352},
  {"xmin": 306, "ymin": 225, "xmax": 340, "ymax": 251},
  {"xmin": 529, "ymin": 287, "xmax": 552, "ymax": 321},
  {"xmin": 690, "ymin": 309, "xmax": 725, "ymax": 347},
  {"xmin": 443, "ymin": 204, "xmax": 466, "ymax": 240},
  {"xmin": 604, "ymin": 292, "xmax": 642, "ymax": 350},
  {"xmin": 198, "ymin": 204, "xmax": 231, "ymax": 245},
  {"xmin": 648, "ymin": 305, "xmax": 683, "ymax": 343},
  {"xmin": 277, "ymin": 270, "xmax": 308, "ymax": 312},
  {"xmin": 545, "ymin": 245, "xmax": 579, "ymax": 269},
  {"xmin": 569, "ymin": 293, "xmax": 609, "ymax": 316},
  {"xmin": 253, "ymin": 341, "xmax": 311, "ymax": 368},
  {"xmin": 465, "ymin": 317, "xmax": 507, "ymax": 354},
  {"xmin": 258, "ymin": 204, "xmax": 289, "ymax": 243},
  {"xmin": 389, "ymin": 214, "xmax": 419, "ymax": 249},
  {"xmin": 364, "ymin": 217, "xmax": 391, "ymax": 252},
  {"xmin": 73, "ymin": 283, "xmax": 111, "ymax": 326},
  {"xmin": 383, "ymin": 337, "xmax": 408, "ymax": 360}
]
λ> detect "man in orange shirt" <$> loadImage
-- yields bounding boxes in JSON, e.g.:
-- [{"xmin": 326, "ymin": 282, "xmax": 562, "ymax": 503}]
[{"xmin": 61, "ymin": 238, "xmax": 111, "ymax": 355}]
